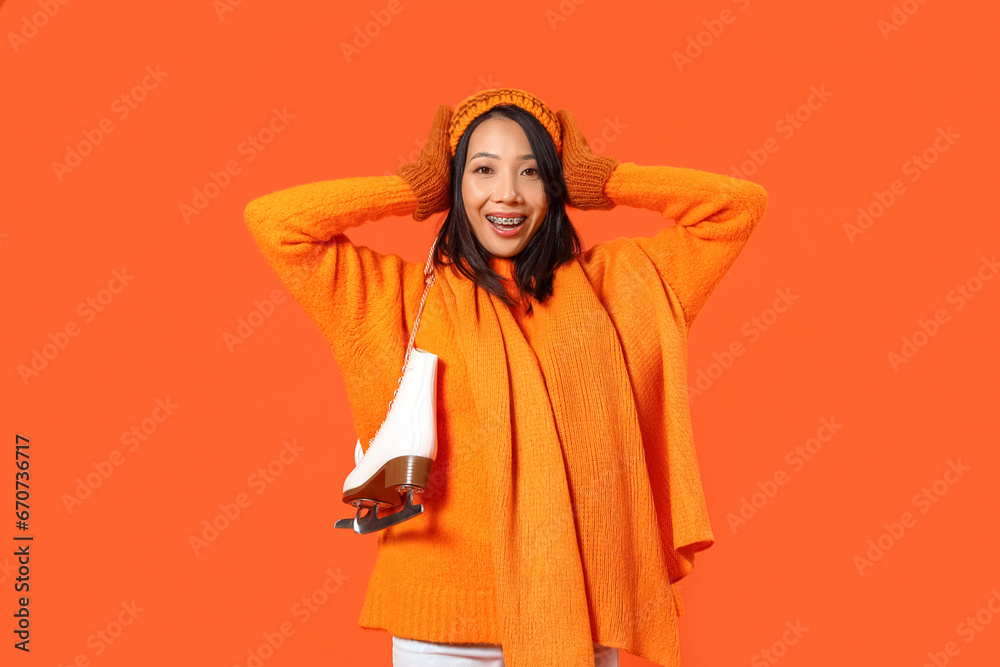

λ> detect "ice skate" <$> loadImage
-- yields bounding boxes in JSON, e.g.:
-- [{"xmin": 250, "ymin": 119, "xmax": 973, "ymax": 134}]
[{"xmin": 334, "ymin": 347, "xmax": 438, "ymax": 534}]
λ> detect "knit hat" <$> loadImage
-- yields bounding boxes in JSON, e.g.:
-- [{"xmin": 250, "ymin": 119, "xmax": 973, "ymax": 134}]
[{"xmin": 448, "ymin": 88, "xmax": 562, "ymax": 159}]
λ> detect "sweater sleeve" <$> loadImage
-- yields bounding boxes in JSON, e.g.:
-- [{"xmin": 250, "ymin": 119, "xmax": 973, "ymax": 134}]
[
  {"xmin": 602, "ymin": 162, "xmax": 769, "ymax": 329},
  {"xmin": 243, "ymin": 174, "xmax": 425, "ymax": 377}
]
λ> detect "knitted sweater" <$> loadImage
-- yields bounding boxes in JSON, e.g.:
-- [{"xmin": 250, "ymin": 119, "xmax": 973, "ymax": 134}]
[{"xmin": 244, "ymin": 162, "xmax": 768, "ymax": 666}]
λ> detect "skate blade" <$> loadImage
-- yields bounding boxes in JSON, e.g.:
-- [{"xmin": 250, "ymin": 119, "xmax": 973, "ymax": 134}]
[{"xmin": 334, "ymin": 489, "xmax": 424, "ymax": 534}]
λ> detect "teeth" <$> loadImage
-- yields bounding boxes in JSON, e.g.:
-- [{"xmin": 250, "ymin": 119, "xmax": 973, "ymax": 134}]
[{"xmin": 487, "ymin": 215, "xmax": 526, "ymax": 227}]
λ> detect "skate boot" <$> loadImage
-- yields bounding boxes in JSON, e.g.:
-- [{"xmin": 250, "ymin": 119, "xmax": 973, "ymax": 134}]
[{"xmin": 334, "ymin": 347, "xmax": 438, "ymax": 534}]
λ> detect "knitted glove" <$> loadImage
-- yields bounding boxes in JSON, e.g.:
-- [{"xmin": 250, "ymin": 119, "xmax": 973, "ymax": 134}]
[
  {"xmin": 397, "ymin": 104, "xmax": 453, "ymax": 221},
  {"xmin": 556, "ymin": 109, "xmax": 618, "ymax": 210}
]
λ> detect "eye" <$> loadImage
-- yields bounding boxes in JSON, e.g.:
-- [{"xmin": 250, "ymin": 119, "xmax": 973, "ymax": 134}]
[{"xmin": 471, "ymin": 165, "xmax": 538, "ymax": 176}]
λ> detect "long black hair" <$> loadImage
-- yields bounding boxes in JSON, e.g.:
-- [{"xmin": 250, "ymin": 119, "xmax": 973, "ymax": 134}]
[{"xmin": 430, "ymin": 104, "xmax": 583, "ymax": 313}]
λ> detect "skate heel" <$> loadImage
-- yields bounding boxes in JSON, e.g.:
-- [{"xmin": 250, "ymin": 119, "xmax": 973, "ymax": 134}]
[
  {"xmin": 335, "ymin": 456, "xmax": 434, "ymax": 535},
  {"xmin": 386, "ymin": 455, "xmax": 433, "ymax": 490},
  {"xmin": 341, "ymin": 455, "xmax": 433, "ymax": 508}
]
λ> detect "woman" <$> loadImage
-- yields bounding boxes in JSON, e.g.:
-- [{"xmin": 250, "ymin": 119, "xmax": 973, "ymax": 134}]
[{"xmin": 244, "ymin": 88, "xmax": 769, "ymax": 667}]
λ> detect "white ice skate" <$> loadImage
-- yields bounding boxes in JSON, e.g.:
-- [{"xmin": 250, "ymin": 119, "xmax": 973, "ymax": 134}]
[
  {"xmin": 334, "ymin": 346, "xmax": 438, "ymax": 534},
  {"xmin": 334, "ymin": 238, "xmax": 440, "ymax": 535}
]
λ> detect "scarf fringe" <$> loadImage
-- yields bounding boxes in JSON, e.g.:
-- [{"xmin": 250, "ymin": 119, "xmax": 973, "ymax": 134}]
[{"xmin": 671, "ymin": 582, "xmax": 685, "ymax": 617}]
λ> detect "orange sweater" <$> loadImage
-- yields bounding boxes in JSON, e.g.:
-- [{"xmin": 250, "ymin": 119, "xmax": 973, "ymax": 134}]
[{"xmin": 244, "ymin": 163, "xmax": 768, "ymax": 666}]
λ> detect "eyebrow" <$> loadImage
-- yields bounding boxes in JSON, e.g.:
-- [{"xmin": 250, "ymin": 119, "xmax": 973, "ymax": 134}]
[{"xmin": 470, "ymin": 151, "xmax": 536, "ymax": 160}]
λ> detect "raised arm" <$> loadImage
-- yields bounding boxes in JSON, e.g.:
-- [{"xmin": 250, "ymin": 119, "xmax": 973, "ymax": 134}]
[
  {"xmin": 555, "ymin": 109, "xmax": 768, "ymax": 330},
  {"xmin": 243, "ymin": 104, "xmax": 453, "ymax": 350},
  {"xmin": 243, "ymin": 174, "xmax": 421, "ymax": 344},
  {"xmin": 244, "ymin": 172, "xmax": 442, "ymax": 453},
  {"xmin": 604, "ymin": 162, "xmax": 769, "ymax": 328}
]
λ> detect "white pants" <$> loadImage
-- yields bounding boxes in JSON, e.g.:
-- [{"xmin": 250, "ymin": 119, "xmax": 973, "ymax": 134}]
[{"xmin": 392, "ymin": 635, "xmax": 620, "ymax": 666}]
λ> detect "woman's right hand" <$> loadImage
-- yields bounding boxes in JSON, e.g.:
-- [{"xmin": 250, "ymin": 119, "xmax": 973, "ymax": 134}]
[{"xmin": 396, "ymin": 104, "xmax": 453, "ymax": 221}]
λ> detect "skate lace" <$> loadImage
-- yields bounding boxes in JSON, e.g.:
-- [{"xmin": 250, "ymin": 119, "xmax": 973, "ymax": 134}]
[{"xmin": 363, "ymin": 237, "xmax": 438, "ymax": 452}]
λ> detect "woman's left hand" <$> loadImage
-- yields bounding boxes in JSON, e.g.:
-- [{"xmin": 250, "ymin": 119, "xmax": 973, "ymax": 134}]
[{"xmin": 556, "ymin": 109, "xmax": 619, "ymax": 210}]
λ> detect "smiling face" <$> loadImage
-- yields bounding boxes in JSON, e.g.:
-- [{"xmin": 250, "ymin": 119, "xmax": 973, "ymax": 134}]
[{"xmin": 461, "ymin": 117, "xmax": 549, "ymax": 258}]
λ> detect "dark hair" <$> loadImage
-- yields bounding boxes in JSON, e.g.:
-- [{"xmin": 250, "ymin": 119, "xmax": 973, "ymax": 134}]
[{"xmin": 429, "ymin": 104, "xmax": 582, "ymax": 313}]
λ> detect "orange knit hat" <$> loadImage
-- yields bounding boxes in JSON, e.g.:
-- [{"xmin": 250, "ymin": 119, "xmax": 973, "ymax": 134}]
[{"xmin": 448, "ymin": 88, "xmax": 562, "ymax": 159}]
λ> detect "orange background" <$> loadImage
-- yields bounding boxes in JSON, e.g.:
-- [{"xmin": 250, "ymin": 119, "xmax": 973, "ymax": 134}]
[{"xmin": 2, "ymin": 0, "xmax": 999, "ymax": 665}]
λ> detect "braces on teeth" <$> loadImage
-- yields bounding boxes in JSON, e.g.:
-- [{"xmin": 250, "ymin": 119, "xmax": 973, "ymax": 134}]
[{"xmin": 487, "ymin": 215, "xmax": 525, "ymax": 228}]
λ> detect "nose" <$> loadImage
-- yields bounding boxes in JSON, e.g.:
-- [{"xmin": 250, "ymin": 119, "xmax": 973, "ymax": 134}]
[{"xmin": 492, "ymin": 167, "xmax": 522, "ymax": 203}]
